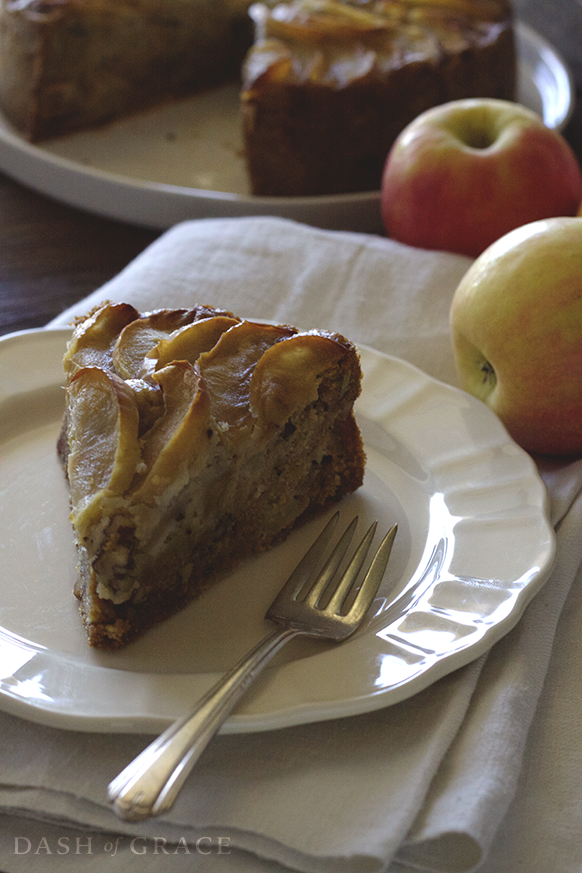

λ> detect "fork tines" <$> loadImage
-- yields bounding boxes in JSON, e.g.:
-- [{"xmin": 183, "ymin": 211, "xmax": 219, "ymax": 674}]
[{"xmin": 267, "ymin": 513, "xmax": 397, "ymax": 634}]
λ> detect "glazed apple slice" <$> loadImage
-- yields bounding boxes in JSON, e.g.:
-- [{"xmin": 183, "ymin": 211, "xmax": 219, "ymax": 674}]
[
  {"xmin": 63, "ymin": 302, "xmax": 139, "ymax": 379},
  {"xmin": 197, "ymin": 321, "xmax": 296, "ymax": 438},
  {"xmin": 134, "ymin": 361, "xmax": 212, "ymax": 499},
  {"xmin": 141, "ymin": 315, "xmax": 240, "ymax": 375},
  {"xmin": 403, "ymin": 0, "xmax": 507, "ymax": 21},
  {"xmin": 242, "ymin": 39, "xmax": 294, "ymax": 93},
  {"xmin": 125, "ymin": 377, "xmax": 165, "ymax": 436},
  {"xmin": 112, "ymin": 310, "xmax": 199, "ymax": 379},
  {"xmin": 66, "ymin": 366, "xmax": 141, "ymax": 537},
  {"xmin": 261, "ymin": 0, "xmax": 391, "ymax": 40},
  {"xmin": 249, "ymin": 332, "xmax": 345, "ymax": 430},
  {"xmin": 112, "ymin": 306, "xmax": 236, "ymax": 379}
]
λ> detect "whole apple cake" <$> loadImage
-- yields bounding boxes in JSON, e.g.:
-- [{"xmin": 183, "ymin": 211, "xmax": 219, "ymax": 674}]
[
  {"xmin": 0, "ymin": 0, "xmax": 516, "ymax": 195},
  {"xmin": 242, "ymin": 0, "xmax": 517, "ymax": 196},
  {"xmin": 58, "ymin": 303, "xmax": 366, "ymax": 649}
]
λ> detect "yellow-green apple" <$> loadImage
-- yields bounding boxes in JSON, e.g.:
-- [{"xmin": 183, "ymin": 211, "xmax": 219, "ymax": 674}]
[
  {"xmin": 450, "ymin": 216, "xmax": 582, "ymax": 456},
  {"xmin": 381, "ymin": 98, "xmax": 582, "ymax": 258}
]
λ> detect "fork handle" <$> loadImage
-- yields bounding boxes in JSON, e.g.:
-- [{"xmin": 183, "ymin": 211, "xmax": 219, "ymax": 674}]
[{"xmin": 108, "ymin": 626, "xmax": 300, "ymax": 822}]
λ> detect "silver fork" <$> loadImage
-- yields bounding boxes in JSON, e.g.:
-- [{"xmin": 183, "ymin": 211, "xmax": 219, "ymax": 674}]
[{"xmin": 108, "ymin": 513, "xmax": 397, "ymax": 823}]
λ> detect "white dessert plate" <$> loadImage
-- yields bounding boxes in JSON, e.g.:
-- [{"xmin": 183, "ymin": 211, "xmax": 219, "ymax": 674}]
[
  {"xmin": 0, "ymin": 327, "xmax": 556, "ymax": 734},
  {"xmin": 0, "ymin": 23, "xmax": 574, "ymax": 234}
]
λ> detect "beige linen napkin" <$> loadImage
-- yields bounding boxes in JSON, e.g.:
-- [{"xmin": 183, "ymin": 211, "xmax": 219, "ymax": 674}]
[{"xmin": 2, "ymin": 216, "xmax": 581, "ymax": 873}]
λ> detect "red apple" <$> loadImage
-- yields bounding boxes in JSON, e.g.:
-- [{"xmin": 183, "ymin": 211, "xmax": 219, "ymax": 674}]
[
  {"xmin": 450, "ymin": 216, "xmax": 582, "ymax": 456},
  {"xmin": 381, "ymin": 98, "xmax": 582, "ymax": 258}
]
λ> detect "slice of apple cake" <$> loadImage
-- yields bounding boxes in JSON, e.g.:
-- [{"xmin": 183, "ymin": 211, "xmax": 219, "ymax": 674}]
[{"xmin": 58, "ymin": 302, "xmax": 366, "ymax": 649}]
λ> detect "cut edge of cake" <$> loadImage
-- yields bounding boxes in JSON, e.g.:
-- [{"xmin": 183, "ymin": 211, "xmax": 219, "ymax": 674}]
[{"xmin": 0, "ymin": 0, "xmax": 254, "ymax": 141}]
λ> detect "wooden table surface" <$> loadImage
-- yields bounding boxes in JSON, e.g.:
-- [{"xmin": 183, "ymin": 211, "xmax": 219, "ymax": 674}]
[{"xmin": 1, "ymin": 0, "xmax": 581, "ymax": 339}]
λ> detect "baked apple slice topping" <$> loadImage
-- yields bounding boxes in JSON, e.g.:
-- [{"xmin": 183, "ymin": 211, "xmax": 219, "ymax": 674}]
[
  {"xmin": 398, "ymin": 0, "xmax": 509, "ymax": 22},
  {"xmin": 133, "ymin": 362, "xmax": 212, "ymax": 500},
  {"xmin": 242, "ymin": 38, "xmax": 294, "ymax": 91},
  {"xmin": 111, "ymin": 306, "xmax": 237, "ymax": 379},
  {"xmin": 197, "ymin": 321, "xmax": 296, "ymax": 439},
  {"xmin": 141, "ymin": 315, "xmax": 240, "ymax": 375},
  {"xmin": 112, "ymin": 310, "xmax": 201, "ymax": 379},
  {"xmin": 255, "ymin": 0, "xmax": 394, "ymax": 41},
  {"xmin": 63, "ymin": 302, "xmax": 139, "ymax": 379},
  {"xmin": 66, "ymin": 367, "xmax": 140, "ymax": 537},
  {"xmin": 250, "ymin": 332, "xmax": 346, "ymax": 431}
]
